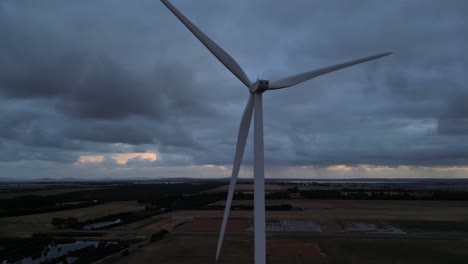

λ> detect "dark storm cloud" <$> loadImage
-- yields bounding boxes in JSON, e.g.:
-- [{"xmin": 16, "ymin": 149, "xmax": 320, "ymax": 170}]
[
  {"xmin": 63, "ymin": 116, "xmax": 202, "ymax": 150},
  {"xmin": 0, "ymin": 0, "xmax": 467, "ymax": 174},
  {"xmin": 0, "ymin": 47, "xmax": 212, "ymax": 120},
  {"xmin": 0, "ymin": 0, "xmax": 219, "ymax": 164},
  {"xmin": 249, "ymin": 0, "xmax": 468, "ymax": 167},
  {"xmin": 57, "ymin": 58, "xmax": 211, "ymax": 120},
  {"xmin": 437, "ymin": 90, "xmax": 468, "ymax": 135}
]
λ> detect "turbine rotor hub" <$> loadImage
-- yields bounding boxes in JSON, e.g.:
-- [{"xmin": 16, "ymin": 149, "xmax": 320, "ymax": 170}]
[{"xmin": 250, "ymin": 79, "xmax": 269, "ymax": 93}]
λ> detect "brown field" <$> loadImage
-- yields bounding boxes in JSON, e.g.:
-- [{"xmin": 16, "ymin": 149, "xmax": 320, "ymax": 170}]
[
  {"xmin": 115, "ymin": 216, "xmax": 251, "ymax": 234},
  {"xmin": 165, "ymin": 210, "xmax": 249, "ymax": 219},
  {"xmin": 0, "ymin": 201, "xmax": 144, "ymax": 237},
  {"xmin": 267, "ymin": 238, "xmax": 322, "ymax": 257},
  {"xmin": 176, "ymin": 218, "xmax": 251, "ymax": 232},
  {"xmin": 110, "ymin": 216, "xmax": 166, "ymax": 231},
  {"xmin": 140, "ymin": 217, "xmax": 191, "ymax": 233},
  {"xmin": 111, "ymin": 234, "xmax": 253, "ymax": 264},
  {"xmin": 110, "ymin": 232, "xmax": 468, "ymax": 264},
  {"xmin": 141, "ymin": 218, "xmax": 189, "ymax": 233},
  {"xmin": 0, "ymin": 187, "xmax": 107, "ymax": 199}
]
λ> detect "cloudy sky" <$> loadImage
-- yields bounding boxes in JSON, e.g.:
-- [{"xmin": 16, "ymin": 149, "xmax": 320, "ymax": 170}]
[{"xmin": 0, "ymin": 0, "xmax": 467, "ymax": 180}]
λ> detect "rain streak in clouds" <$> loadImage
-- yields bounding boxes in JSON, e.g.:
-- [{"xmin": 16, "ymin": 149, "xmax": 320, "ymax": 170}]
[{"xmin": 0, "ymin": 0, "xmax": 467, "ymax": 179}]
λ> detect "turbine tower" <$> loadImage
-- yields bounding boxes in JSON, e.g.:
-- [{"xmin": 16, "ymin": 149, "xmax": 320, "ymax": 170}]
[{"xmin": 161, "ymin": 1, "xmax": 391, "ymax": 263}]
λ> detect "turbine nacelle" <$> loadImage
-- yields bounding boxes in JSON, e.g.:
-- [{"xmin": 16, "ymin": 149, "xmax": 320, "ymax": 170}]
[{"xmin": 250, "ymin": 79, "xmax": 269, "ymax": 94}]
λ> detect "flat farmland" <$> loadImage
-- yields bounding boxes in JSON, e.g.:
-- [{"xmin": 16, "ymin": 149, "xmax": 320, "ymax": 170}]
[
  {"xmin": 315, "ymin": 237, "xmax": 468, "ymax": 264},
  {"xmin": 211, "ymin": 199, "xmax": 468, "ymax": 221},
  {"xmin": 0, "ymin": 201, "xmax": 144, "ymax": 237},
  {"xmin": 204, "ymin": 184, "xmax": 286, "ymax": 193},
  {"xmin": 112, "ymin": 234, "xmax": 253, "ymax": 264},
  {"xmin": 140, "ymin": 217, "xmax": 190, "ymax": 233},
  {"xmin": 110, "ymin": 233, "xmax": 468, "ymax": 264},
  {"xmin": 106, "ymin": 199, "xmax": 468, "ymax": 238},
  {"xmin": 267, "ymin": 237, "xmax": 322, "ymax": 257},
  {"xmin": 206, "ymin": 183, "xmax": 468, "ymax": 192},
  {"xmin": 176, "ymin": 218, "xmax": 251, "ymax": 232}
]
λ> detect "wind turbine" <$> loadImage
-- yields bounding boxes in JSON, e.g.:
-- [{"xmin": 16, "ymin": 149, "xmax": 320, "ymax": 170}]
[{"xmin": 161, "ymin": 1, "xmax": 391, "ymax": 263}]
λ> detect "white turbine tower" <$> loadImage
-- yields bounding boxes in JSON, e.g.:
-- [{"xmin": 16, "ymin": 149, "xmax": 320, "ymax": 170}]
[{"xmin": 161, "ymin": 1, "xmax": 391, "ymax": 263}]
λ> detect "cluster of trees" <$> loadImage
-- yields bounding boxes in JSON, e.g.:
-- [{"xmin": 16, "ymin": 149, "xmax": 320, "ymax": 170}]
[
  {"xmin": 43, "ymin": 241, "xmax": 129, "ymax": 264},
  {"xmin": 151, "ymin": 229, "xmax": 169, "ymax": 242},
  {"xmin": 0, "ymin": 234, "xmax": 53, "ymax": 263}
]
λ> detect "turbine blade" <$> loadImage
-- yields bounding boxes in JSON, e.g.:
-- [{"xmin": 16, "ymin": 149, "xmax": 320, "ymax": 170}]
[
  {"xmin": 161, "ymin": 0, "xmax": 251, "ymax": 88},
  {"xmin": 269, "ymin": 52, "xmax": 392, "ymax": 90},
  {"xmin": 216, "ymin": 94, "xmax": 254, "ymax": 261}
]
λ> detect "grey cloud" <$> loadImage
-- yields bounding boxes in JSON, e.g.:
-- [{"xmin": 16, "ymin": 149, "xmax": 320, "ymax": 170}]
[
  {"xmin": 0, "ymin": 0, "xmax": 467, "ymax": 176},
  {"xmin": 437, "ymin": 91, "xmax": 468, "ymax": 136}
]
